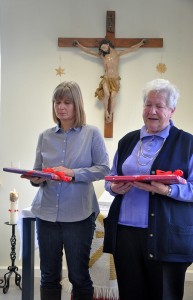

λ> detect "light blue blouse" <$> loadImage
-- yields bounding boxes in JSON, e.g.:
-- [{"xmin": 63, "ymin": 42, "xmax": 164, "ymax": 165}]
[{"xmin": 31, "ymin": 125, "xmax": 110, "ymax": 222}]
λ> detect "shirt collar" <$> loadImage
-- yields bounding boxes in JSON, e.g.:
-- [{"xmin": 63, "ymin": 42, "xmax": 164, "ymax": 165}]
[
  {"xmin": 54, "ymin": 125, "xmax": 81, "ymax": 133},
  {"xmin": 140, "ymin": 120, "xmax": 173, "ymax": 140}
]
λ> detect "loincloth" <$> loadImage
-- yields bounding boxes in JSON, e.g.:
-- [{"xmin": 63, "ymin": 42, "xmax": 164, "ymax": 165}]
[{"xmin": 95, "ymin": 76, "xmax": 121, "ymax": 101}]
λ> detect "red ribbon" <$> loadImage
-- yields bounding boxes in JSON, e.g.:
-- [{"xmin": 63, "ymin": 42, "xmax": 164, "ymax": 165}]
[
  {"xmin": 42, "ymin": 168, "xmax": 72, "ymax": 182},
  {"xmin": 156, "ymin": 169, "xmax": 184, "ymax": 177}
]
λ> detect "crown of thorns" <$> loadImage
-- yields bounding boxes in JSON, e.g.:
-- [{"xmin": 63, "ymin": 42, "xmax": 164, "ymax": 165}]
[{"xmin": 98, "ymin": 39, "xmax": 115, "ymax": 49}]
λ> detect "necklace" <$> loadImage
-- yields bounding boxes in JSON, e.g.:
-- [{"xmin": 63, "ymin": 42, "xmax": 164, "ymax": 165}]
[{"xmin": 137, "ymin": 138, "xmax": 165, "ymax": 167}]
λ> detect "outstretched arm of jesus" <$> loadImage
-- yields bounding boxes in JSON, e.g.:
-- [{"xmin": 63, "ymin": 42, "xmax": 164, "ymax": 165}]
[
  {"xmin": 73, "ymin": 40, "xmax": 99, "ymax": 57},
  {"xmin": 117, "ymin": 39, "xmax": 147, "ymax": 56}
]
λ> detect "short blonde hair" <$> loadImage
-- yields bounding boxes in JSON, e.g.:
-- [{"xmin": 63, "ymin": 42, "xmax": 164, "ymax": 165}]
[{"xmin": 52, "ymin": 81, "xmax": 86, "ymax": 127}]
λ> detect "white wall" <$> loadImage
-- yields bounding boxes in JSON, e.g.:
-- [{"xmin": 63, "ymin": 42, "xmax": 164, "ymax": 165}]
[{"xmin": 1, "ymin": 0, "xmax": 193, "ymax": 276}]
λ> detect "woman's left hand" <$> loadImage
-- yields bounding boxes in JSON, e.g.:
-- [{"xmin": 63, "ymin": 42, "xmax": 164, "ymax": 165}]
[
  {"xmin": 52, "ymin": 166, "xmax": 74, "ymax": 177},
  {"xmin": 131, "ymin": 181, "xmax": 169, "ymax": 196}
]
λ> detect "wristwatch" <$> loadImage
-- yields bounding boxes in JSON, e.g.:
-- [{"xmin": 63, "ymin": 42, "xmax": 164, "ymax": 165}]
[{"xmin": 167, "ymin": 185, "xmax": 172, "ymax": 197}]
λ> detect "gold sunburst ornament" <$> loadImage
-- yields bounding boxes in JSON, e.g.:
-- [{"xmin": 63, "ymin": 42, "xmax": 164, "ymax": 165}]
[{"xmin": 156, "ymin": 57, "xmax": 167, "ymax": 77}]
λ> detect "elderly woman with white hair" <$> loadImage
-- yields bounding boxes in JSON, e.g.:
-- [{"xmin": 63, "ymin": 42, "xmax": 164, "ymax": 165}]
[{"xmin": 104, "ymin": 78, "xmax": 193, "ymax": 300}]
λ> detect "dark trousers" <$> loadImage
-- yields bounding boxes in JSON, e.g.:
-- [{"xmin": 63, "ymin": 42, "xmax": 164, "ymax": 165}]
[
  {"xmin": 114, "ymin": 225, "xmax": 163, "ymax": 300},
  {"xmin": 162, "ymin": 261, "xmax": 191, "ymax": 300},
  {"xmin": 36, "ymin": 214, "xmax": 95, "ymax": 296},
  {"xmin": 114, "ymin": 225, "xmax": 191, "ymax": 300}
]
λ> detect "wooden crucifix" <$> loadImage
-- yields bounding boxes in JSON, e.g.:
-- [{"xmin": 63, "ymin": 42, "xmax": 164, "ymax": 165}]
[{"xmin": 58, "ymin": 11, "xmax": 163, "ymax": 138}]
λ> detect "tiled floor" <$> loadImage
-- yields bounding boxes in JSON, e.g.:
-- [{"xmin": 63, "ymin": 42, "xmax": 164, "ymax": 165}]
[{"xmin": 0, "ymin": 277, "xmax": 192, "ymax": 300}]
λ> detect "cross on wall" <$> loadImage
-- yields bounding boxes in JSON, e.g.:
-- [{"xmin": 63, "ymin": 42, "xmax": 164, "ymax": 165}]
[{"xmin": 58, "ymin": 11, "xmax": 163, "ymax": 138}]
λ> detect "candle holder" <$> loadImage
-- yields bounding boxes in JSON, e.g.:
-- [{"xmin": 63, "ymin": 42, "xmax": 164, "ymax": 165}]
[{"xmin": 0, "ymin": 222, "xmax": 22, "ymax": 294}]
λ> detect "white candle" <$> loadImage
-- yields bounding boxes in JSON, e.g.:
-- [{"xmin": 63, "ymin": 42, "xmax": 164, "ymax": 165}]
[{"xmin": 9, "ymin": 188, "xmax": 19, "ymax": 224}]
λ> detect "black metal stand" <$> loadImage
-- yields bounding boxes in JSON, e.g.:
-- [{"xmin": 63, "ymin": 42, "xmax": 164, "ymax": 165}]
[{"xmin": 0, "ymin": 222, "xmax": 22, "ymax": 294}]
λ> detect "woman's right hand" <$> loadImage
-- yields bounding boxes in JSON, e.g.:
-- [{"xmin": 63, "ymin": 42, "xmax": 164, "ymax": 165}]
[{"xmin": 111, "ymin": 181, "xmax": 132, "ymax": 195}]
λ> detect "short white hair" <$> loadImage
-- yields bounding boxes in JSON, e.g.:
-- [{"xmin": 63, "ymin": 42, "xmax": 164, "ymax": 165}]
[{"xmin": 143, "ymin": 79, "xmax": 180, "ymax": 110}]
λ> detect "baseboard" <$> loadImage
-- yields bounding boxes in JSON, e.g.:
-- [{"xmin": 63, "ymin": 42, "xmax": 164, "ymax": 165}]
[
  {"xmin": 0, "ymin": 266, "xmax": 41, "ymax": 278},
  {"xmin": 185, "ymin": 270, "xmax": 193, "ymax": 281},
  {"xmin": 0, "ymin": 266, "xmax": 67, "ymax": 278},
  {"xmin": 1, "ymin": 266, "xmax": 193, "ymax": 281}
]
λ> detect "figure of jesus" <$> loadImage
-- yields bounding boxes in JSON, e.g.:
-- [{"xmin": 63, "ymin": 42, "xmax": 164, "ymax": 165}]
[{"xmin": 73, "ymin": 38, "xmax": 147, "ymax": 123}]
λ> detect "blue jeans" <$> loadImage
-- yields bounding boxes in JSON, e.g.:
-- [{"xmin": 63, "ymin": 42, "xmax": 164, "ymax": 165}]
[{"xmin": 36, "ymin": 213, "xmax": 95, "ymax": 294}]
